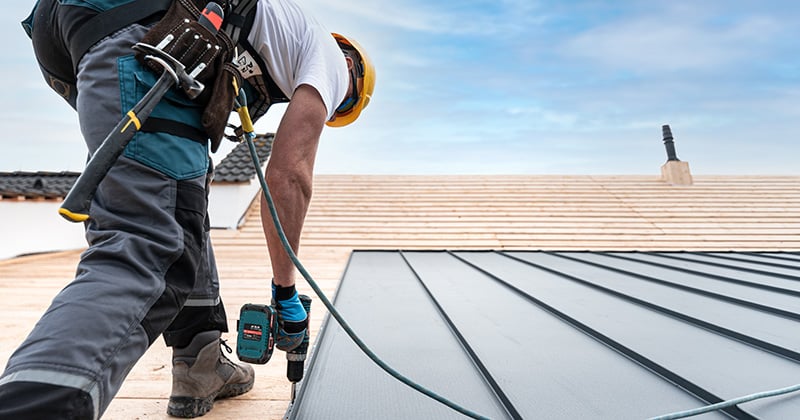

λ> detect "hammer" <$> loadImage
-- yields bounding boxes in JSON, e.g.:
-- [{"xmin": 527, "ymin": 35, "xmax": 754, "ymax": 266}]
[{"xmin": 59, "ymin": 3, "xmax": 223, "ymax": 222}]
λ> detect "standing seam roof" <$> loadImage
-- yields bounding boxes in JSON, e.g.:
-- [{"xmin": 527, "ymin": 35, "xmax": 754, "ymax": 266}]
[{"xmin": 289, "ymin": 250, "xmax": 800, "ymax": 419}]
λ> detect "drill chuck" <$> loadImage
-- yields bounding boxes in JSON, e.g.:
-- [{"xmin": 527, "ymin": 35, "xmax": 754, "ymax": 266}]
[
  {"xmin": 287, "ymin": 294, "xmax": 311, "ymax": 383},
  {"xmin": 286, "ymin": 353, "xmax": 306, "ymax": 383}
]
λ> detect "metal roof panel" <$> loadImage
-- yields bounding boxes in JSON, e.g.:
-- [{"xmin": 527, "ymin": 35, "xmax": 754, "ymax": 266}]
[
  {"xmin": 289, "ymin": 250, "xmax": 800, "ymax": 419},
  {"xmin": 288, "ymin": 251, "xmax": 510, "ymax": 420}
]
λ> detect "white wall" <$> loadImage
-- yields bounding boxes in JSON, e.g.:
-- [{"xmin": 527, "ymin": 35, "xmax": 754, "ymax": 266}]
[
  {"xmin": 0, "ymin": 201, "xmax": 86, "ymax": 260},
  {"xmin": 207, "ymin": 181, "xmax": 261, "ymax": 229},
  {"xmin": 0, "ymin": 179, "xmax": 261, "ymax": 260}
]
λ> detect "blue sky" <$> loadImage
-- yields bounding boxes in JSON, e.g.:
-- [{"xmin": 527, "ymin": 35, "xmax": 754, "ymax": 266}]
[{"xmin": 1, "ymin": 1, "xmax": 798, "ymax": 175}]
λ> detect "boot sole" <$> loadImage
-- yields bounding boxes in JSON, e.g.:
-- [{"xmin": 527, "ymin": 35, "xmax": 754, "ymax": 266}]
[
  {"xmin": 167, "ymin": 380, "xmax": 254, "ymax": 418},
  {"xmin": 167, "ymin": 396, "xmax": 214, "ymax": 418}
]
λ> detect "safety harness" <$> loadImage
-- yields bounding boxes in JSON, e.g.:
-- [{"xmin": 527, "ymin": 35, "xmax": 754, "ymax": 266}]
[
  {"xmin": 23, "ymin": 0, "xmax": 286, "ymax": 131},
  {"xmin": 222, "ymin": 0, "xmax": 290, "ymax": 121}
]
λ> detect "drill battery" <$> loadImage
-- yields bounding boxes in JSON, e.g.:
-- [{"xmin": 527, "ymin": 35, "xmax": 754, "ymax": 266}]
[{"xmin": 237, "ymin": 303, "xmax": 279, "ymax": 364}]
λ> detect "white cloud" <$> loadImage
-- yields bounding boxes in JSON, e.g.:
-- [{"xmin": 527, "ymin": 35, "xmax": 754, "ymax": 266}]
[
  {"xmin": 507, "ymin": 106, "xmax": 579, "ymax": 128},
  {"xmin": 302, "ymin": 0, "xmax": 456, "ymax": 33},
  {"xmin": 303, "ymin": 0, "xmax": 547, "ymax": 36},
  {"xmin": 563, "ymin": 10, "xmax": 781, "ymax": 73},
  {"xmin": 2, "ymin": 2, "xmax": 798, "ymax": 176}
]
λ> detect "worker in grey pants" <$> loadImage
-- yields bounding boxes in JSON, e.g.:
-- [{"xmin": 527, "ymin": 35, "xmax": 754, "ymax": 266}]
[
  {"xmin": 3, "ymin": 0, "xmax": 377, "ymax": 417},
  {"xmin": 0, "ymin": 13, "xmax": 252, "ymax": 420}
]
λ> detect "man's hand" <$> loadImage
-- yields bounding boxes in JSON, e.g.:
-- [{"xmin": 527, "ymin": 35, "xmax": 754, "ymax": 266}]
[{"xmin": 272, "ymin": 282, "xmax": 308, "ymax": 351}]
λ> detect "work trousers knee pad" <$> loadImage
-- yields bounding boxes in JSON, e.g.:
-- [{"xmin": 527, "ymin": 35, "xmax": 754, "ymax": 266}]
[
  {"xmin": 140, "ymin": 179, "xmax": 208, "ymax": 345},
  {"xmin": 0, "ymin": 381, "xmax": 93, "ymax": 420}
]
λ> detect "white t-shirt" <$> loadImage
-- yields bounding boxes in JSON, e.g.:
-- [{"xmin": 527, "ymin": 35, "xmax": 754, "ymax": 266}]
[{"xmin": 247, "ymin": 0, "xmax": 349, "ymax": 120}]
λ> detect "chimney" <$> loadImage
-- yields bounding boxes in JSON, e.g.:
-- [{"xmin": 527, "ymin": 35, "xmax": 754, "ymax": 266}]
[{"xmin": 660, "ymin": 124, "xmax": 693, "ymax": 185}]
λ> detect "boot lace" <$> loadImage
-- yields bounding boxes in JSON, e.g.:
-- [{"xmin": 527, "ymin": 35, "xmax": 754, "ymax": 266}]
[{"xmin": 220, "ymin": 338, "xmax": 233, "ymax": 354}]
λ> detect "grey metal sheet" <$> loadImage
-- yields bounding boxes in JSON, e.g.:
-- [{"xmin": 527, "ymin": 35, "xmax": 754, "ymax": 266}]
[
  {"xmin": 700, "ymin": 252, "xmax": 800, "ymax": 277},
  {"xmin": 290, "ymin": 251, "xmax": 800, "ymax": 420},
  {"xmin": 648, "ymin": 252, "xmax": 800, "ymax": 289},
  {"xmin": 574, "ymin": 252, "xmax": 800, "ymax": 313},
  {"xmin": 288, "ymin": 251, "xmax": 510, "ymax": 420},
  {"xmin": 756, "ymin": 252, "xmax": 800, "ymax": 262},
  {"xmin": 403, "ymin": 251, "xmax": 727, "ymax": 419},
  {"xmin": 506, "ymin": 252, "xmax": 800, "ymax": 353},
  {"xmin": 501, "ymin": 252, "xmax": 800, "ymax": 418}
]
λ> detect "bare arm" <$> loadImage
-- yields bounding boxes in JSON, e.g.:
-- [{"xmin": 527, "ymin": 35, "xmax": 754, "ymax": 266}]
[{"xmin": 261, "ymin": 84, "xmax": 327, "ymax": 288}]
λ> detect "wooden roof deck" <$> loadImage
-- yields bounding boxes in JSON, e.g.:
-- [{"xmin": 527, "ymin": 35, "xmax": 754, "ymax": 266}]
[{"xmin": 1, "ymin": 174, "xmax": 799, "ymax": 419}]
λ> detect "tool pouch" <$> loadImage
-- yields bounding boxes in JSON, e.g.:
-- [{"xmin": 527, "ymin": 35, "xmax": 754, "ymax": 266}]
[
  {"xmin": 136, "ymin": 0, "xmax": 239, "ymax": 152},
  {"xmin": 203, "ymin": 62, "xmax": 242, "ymax": 152}
]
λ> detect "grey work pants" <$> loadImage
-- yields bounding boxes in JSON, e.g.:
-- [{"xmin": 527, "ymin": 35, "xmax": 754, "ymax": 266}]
[{"xmin": 0, "ymin": 23, "xmax": 227, "ymax": 419}]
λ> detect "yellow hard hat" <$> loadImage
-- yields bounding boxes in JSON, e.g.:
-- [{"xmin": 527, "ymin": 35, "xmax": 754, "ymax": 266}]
[{"xmin": 327, "ymin": 33, "xmax": 375, "ymax": 127}]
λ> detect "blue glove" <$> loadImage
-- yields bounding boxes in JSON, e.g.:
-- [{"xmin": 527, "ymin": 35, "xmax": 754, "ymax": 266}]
[{"xmin": 272, "ymin": 282, "xmax": 308, "ymax": 351}]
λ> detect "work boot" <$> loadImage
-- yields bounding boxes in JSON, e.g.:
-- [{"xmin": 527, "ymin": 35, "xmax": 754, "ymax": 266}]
[{"xmin": 168, "ymin": 331, "xmax": 255, "ymax": 418}]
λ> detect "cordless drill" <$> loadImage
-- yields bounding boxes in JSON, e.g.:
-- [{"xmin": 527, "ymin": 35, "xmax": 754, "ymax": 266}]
[
  {"xmin": 287, "ymin": 294, "xmax": 312, "ymax": 401},
  {"xmin": 236, "ymin": 295, "xmax": 312, "ymax": 396}
]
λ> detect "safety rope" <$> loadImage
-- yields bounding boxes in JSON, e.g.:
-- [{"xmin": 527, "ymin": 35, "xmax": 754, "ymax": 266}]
[
  {"xmin": 649, "ymin": 382, "xmax": 800, "ymax": 419},
  {"xmin": 243, "ymin": 135, "xmax": 489, "ymax": 420}
]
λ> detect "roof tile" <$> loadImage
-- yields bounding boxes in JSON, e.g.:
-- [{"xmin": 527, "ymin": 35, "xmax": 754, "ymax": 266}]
[
  {"xmin": 0, "ymin": 171, "xmax": 80, "ymax": 200},
  {"xmin": 213, "ymin": 134, "xmax": 274, "ymax": 183}
]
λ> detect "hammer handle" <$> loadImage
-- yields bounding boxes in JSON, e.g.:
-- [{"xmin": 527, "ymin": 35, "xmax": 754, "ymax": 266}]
[{"xmin": 59, "ymin": 72, "xmax": 176, "ymax": 222}]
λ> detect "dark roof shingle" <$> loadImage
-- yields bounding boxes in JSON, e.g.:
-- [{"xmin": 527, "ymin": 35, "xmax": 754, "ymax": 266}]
[
  {"xmin": 0, "ymin": 171, "xmax": 80, "ymax": 200},
  {"xmin": 0, "ymin": 135, "xmax": 274, "ymax": 199},
  {"xmin": 213, "ymin": 134, "xmax": 274, "ymax": 183}
]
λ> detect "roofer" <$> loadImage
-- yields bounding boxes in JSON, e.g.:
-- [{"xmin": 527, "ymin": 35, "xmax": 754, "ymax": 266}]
[{"xmin": 0, "ymin": 0, "xmax": 374, "ymax": 418}]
